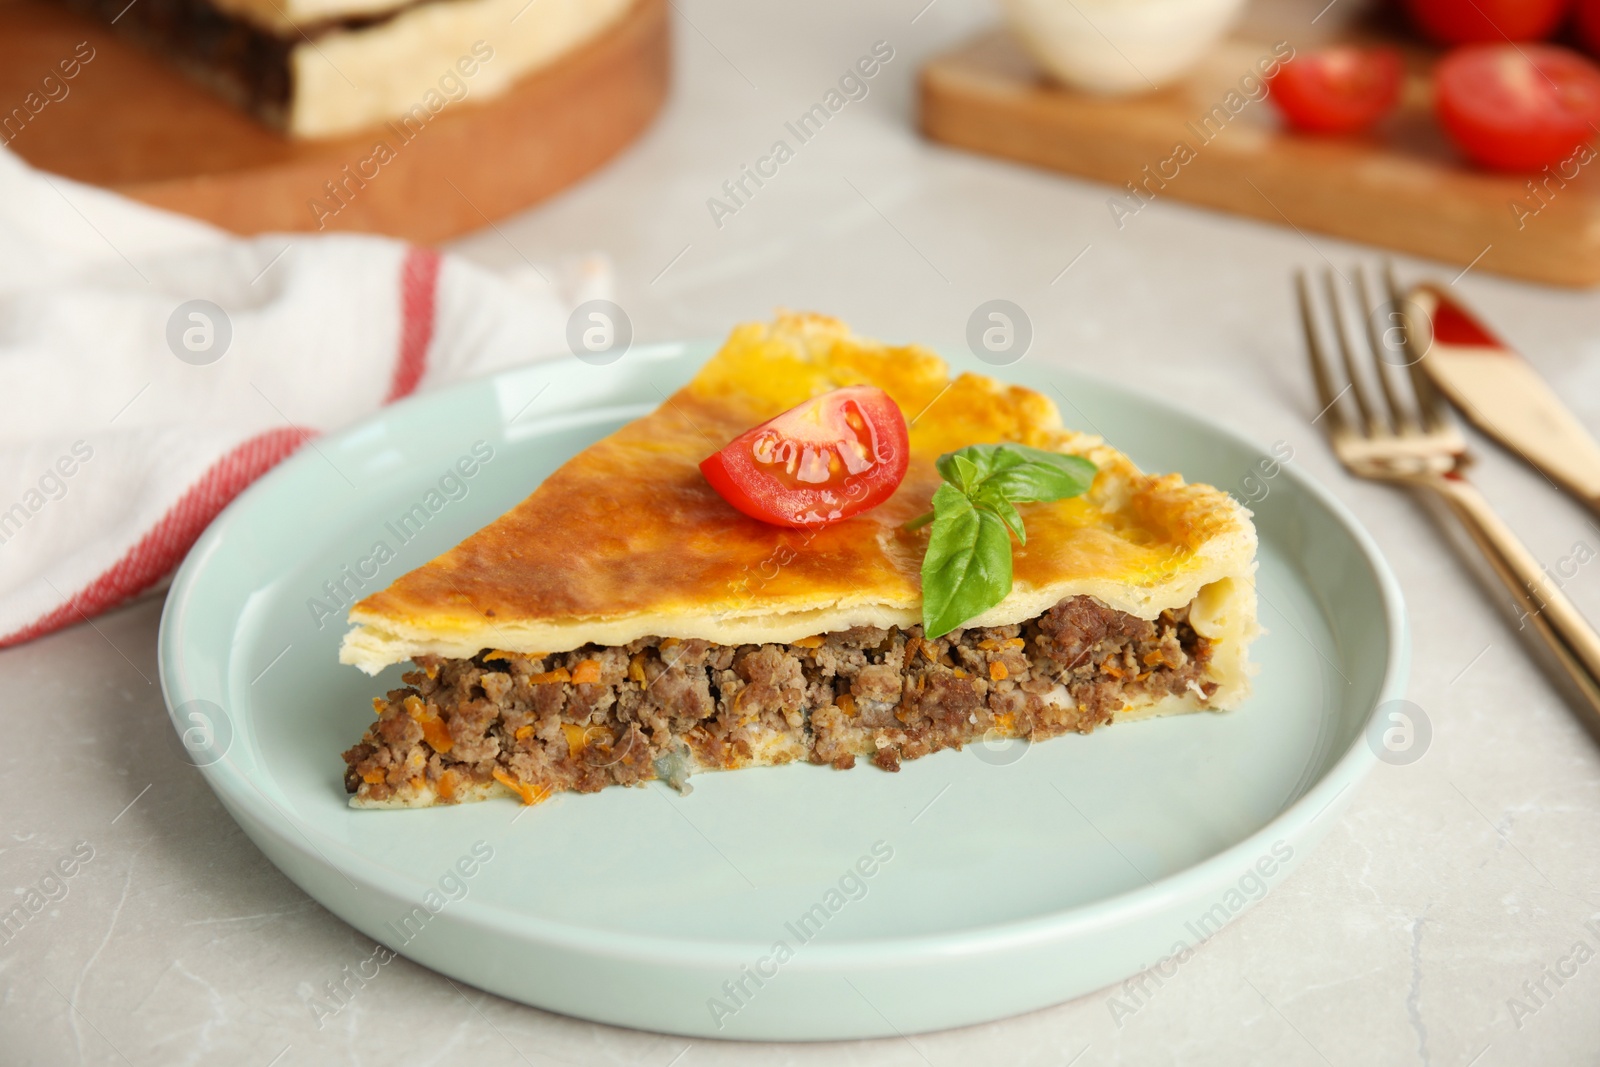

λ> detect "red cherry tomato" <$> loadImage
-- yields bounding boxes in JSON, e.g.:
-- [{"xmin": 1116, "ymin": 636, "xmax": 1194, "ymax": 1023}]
[
  {"xmin": 699, "ymin": 386, "xmax": 909, "ymax": 528},
  {"xmin": 1435, "ymin": 45, "xmax": 1600, "ymax": 171},
  {"xmin": 1266, "ymin": 47, "xmax": 1403, "ymax": 134},
  {"xmin": 1404, "ymin": 0, "xmax": 1569, "ymax": 43}
]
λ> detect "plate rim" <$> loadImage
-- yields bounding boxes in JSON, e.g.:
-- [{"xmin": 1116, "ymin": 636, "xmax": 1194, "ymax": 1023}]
[{"xmin": 158, "ymin": 341, "xmax": 1410, "ymax": 970}]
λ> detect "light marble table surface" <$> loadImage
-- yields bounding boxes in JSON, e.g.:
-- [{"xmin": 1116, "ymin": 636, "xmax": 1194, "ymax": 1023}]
[{"xmin": 8, "ymin": 0, "xmax": 1600, "ymax": 1063}]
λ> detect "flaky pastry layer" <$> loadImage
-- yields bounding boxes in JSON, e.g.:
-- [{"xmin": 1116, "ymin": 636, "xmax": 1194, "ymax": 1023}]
[{"xmin": 342, "ymin": 312, "xmax": 1259, "ymax": 709}]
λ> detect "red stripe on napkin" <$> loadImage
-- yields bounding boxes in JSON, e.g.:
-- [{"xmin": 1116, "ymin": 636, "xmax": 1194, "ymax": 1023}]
[
  {"xmin": 386, "ymin": 247, "xmax": 442, "ymax": 402},
  {"xmin": 0, "ymin": 427, "xmax": 311, "ymax": 649},
  {"xmin": 5, "ymin": 246, "xmax": 446, "ymax": 650}
]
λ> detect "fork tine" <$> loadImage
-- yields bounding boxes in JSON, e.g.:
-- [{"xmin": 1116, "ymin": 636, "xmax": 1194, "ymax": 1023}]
[
  {"xmin": 1356, "ymin": 265, "xmax": 1414, "ymax": 433},
  {"xmin": 1383, "ymin": 262, "xmax": 1448, "ymax": 433},
  {"xmin": 1295, "ymin": 270, "xmax": 1349, "ymax": 435},
  {"xmin": 1322, "ymin": 269, "xmax": 1381, "ymax": 435}
]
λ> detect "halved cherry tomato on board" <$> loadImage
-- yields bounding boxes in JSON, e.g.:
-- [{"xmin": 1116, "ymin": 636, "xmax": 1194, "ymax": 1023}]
[
  {"xmin": 699, "ymin": 386, "xmax": 909, "ymax": 528},
  {"xmin": 1404, "ymin": 0, "xmax": 1569, "ymax": 44},
  {"xmin": 1435, "ymin": 45, "xmax": 1600, "ymax": 171},
  {"xmin": 1266, "ymin": 47, "xmax": 1403, "ymax": 134}
]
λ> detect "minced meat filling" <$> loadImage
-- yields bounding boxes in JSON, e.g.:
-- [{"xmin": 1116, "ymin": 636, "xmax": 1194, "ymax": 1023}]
[{"xmin": 342, "ymin": 595, "xmax": 1215, "ymax": 804}]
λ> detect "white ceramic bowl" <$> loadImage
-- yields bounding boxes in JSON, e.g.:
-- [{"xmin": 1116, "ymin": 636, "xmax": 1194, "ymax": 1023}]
[{"xmin": 1001, "ymin": 0, "xmax": 1249, "ymax": 94}]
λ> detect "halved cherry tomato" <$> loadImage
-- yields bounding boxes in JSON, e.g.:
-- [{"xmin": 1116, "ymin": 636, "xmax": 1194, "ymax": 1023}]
[
  {"xmin": 1404, "ymin": 0, "xmax": 1569, "ymax": 44},
  {"xmin": 699, "ymin": 386, "xmax": 909, "ymax": 528},
  {"xmin": 1435, "ymin": 45, "xmax": 1600, "ymax": 171},
  {"xmin": 1266, "ymin": 48, "xmax": 1403, "ymax": 134}
]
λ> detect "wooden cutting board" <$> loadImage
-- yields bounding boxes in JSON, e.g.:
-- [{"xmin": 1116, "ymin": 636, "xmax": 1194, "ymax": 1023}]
[
  {"xmin": 0, "ymin": 0, "xmax": 668, "ymax": 242},
  {"xmin": 919, "ymin": 29, "xmax": 1600, "ymax": 287}
]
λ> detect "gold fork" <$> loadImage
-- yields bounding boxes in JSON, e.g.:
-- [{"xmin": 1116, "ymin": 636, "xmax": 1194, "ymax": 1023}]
[{"xmin": 1296, "ymin": 266, "xmax": 1600, "ymax": 733}]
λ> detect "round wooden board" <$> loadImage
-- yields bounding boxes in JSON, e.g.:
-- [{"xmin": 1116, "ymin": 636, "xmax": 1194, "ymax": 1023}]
[{"xmin": 0, "ymin": 0, "xmax": 669, "ymax": 242}]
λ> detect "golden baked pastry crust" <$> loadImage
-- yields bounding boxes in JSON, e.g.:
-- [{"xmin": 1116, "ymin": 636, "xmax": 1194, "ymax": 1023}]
[{"xmin": 342, "ymin": 312, "xmax": 1258, "ymax": 708}]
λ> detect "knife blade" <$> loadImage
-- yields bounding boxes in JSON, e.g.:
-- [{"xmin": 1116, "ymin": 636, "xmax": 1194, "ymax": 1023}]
[{"xmin": 1404, "ymin": 284, "xmax": 1600, "ymax": 513}]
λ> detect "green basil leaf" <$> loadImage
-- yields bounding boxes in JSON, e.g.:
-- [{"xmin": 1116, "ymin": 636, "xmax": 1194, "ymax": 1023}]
[
  {"xmin": 996, "ymin": 443, "xmax": 1089, "ymax": 469},
  {"xmin": 921, "ymin": 484, "xmax": 1014, "ymax": 638},
  {"xmin": 950, "ymin": 453, "xmax": 983, "ymax": 494},
  {"xmin": 977, "ymin": 491, "xmax": 1026, "ymax": 545},
  {"xmin": 917, "ymin": 442, "xmax": 1097, "ymax": 636},
  {"xmin": 983, "ymin": 454, "xmax": 1097, "ymax": 503},
  {"xmin": 937, "ymin": 444, "xmax": 1093, "ymax": 498},
  {"xmin": 935, "ymin": 444, "xmax": 1025, "ymax": 490},
  {"xmin": 935, "ymin": 454, "xmax": 966, "ymax": 492}
]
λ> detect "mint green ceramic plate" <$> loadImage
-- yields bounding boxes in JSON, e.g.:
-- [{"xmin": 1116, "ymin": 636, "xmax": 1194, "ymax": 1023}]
[{"xmin": 158, "ymin": 341, "xmax": 1406, "ymax": 1041}]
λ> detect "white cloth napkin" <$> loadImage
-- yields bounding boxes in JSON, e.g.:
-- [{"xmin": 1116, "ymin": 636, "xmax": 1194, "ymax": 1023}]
[{"xmin": 0, "ymin": 149, "xmax": 607, "ymax": 647}]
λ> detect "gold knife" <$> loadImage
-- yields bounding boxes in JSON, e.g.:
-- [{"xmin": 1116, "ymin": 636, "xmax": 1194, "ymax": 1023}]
[{"xmin": 1405, "ymin": 285, "xmax": 1600, "ymax": 514}]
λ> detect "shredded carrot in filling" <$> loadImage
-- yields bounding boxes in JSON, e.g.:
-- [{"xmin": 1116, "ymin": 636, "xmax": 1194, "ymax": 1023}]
[
  {"xmin": 371, "ymin": 697, "xmax": 386, "ymax": 716},
  {"xmin": 1100, "ymin": 657, "xmax": 1124, "ymax": 680},
  {"xmin": 362, "ymin": 770, "xmax": 385, "ymax": 785},
  {"xmin": 483, "ymin": 650, "xmax": 514, "ymax": 662},
  {"xmin": 514, "ymin": 725, "xmax": 534, "ymax": 741},
  {"xmin": 530, "ymin": 667, "xmax": 571, "ymax": 685},
  {"xmin": 836, "ymin": 692, "xmax": 858, "ymax": 717},
  {"xmin": 402, "ymin": 693, "xmax": 454, "ymax": 752},
  {"xmin": 989, "ymin": 662, "xmax": 1009, "ymax": 681},
  {"xmin": 561, "ymin": 723, "xmax": 590, "ymax": 756},
  {"xmin": 493, "ymin": 768, "xmax": 542, "ymax": 805},
  {"xmin": 571, "ymin": 659, "xmax": 602, "ymax": 685},
  {"xmin": 419, "ymin": 716, "xmax": 453, "ymax": 754},
  {"xmin": 792, "ymin": 635, "xmax": 824, "ymax": 649}
]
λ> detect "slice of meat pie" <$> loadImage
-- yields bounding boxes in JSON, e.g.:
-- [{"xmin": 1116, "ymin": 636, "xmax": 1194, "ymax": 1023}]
[
  {"xmin": 66, "ymin": 0, "xmax": 635, "ymax": 138},
  {"xmin": 340, "ymin": 313, "xmax": 1259, "ymax": 808}
]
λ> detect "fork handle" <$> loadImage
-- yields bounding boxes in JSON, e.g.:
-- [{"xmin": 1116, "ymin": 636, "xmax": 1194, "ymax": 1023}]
[{"xmin": 1424, "ymin": 474, "xmax": 1600, "ymax": 730}]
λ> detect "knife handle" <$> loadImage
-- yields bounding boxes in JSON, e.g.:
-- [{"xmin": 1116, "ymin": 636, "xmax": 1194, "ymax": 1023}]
[
  {"xmin": 1461, "ymin": 408, "xmax": 1600, "ymax": 521},
  {"xmin": 1427, "ymin": 474, "xmax": 1600, "ymax": 732}
]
